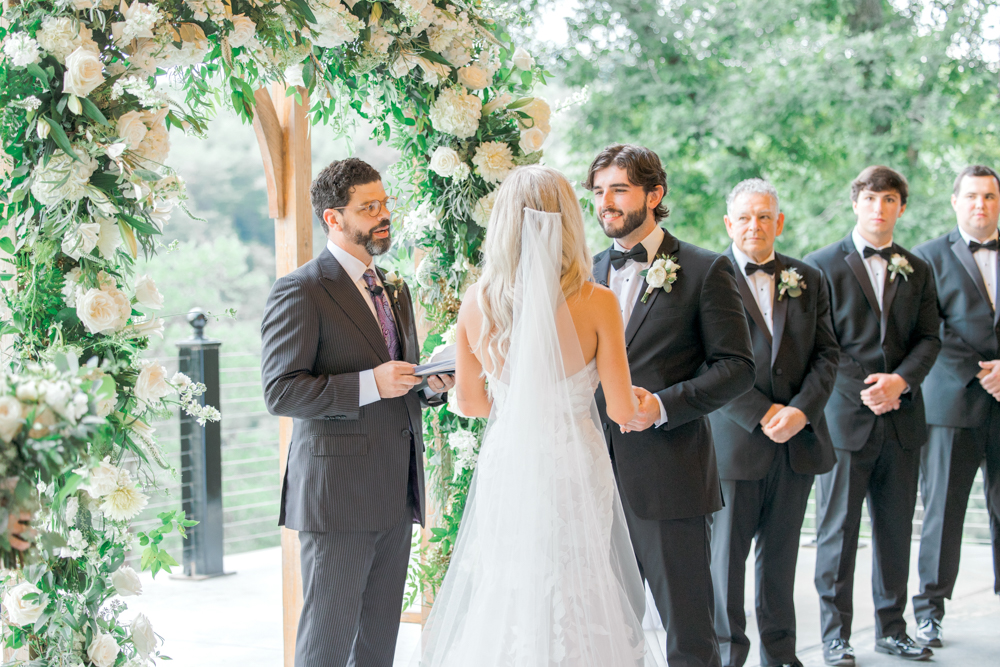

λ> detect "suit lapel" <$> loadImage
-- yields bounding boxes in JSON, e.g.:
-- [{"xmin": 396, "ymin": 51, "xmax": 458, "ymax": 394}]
[
  {"xmin": 880, "ymin": 252, "xmax": 901, "ymax": 345},
  {"xmin": 950, "ymin": 232, "xmax": 994, "ymax": 312},
  {"xmin": 593, "ymin": 251, "xmax": 611, "ymax": 287},
  {"xmin": 317, "ymin": 249, "xmax": 391, "ymax": 363},
  {"xmin": 727, "ymin": 247, "xmax": 773, "ymax": 346},
  {"xmin": 624, "ymin": 230, "xmax": 679, "ymax": 346},
  {"xmin": 843, "ymin": 238, "xmax": 882, "ymax": 321},
  {"xmin": 770, "ymin": 255, "xmax": 788, "ymax": 368},
  {"xmin": 994, "ymin": 252, "xmax": 1000, "ymax": 327}
]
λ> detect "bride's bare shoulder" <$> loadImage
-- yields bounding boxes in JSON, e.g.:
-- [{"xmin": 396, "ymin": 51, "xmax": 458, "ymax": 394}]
[
  {"xmin": 570, "ymin": 281, "xmax": 618, "ymax": 313},
  {"xmin": 458, "ymin": 282, "xmax": 482, "ymax": 318}
]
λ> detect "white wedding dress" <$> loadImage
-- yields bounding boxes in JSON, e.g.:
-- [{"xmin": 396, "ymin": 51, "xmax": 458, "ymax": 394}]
[{"xmin": 416, "ymin": 210, "xmax": 666, "ymax": 667}]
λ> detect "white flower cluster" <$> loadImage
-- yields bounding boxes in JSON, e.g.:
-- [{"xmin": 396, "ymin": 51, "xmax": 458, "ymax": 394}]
[
  {"xmin": 401, "ymin": 200, "xmax": 442, "ymax": 240},
  {"xmin": 228, "ymin": 14, "xmax": 258, "ymax": 48},
  {"xmin": 3, "ymin": 33, "xmax": 40, "ymax": 67},
  {"xmin": 429, "ymin": 146, "xmax": 469, "ymax": 181},
  {"xmin": 111, "ymin": 1, "xmax": 163, "ymax": 46},
  {"xmin": 472, "ymin": 141, "xmax": 514, "ymax": 184},
  {"xmin": 73, "ymin": 271, "xmax": 133, "ymax": 335},
  {"xmin": 425, "ymin": 5, "xmax": 476, "ymax": 67},
  {"xmin": 77, "ymin": 456, "xmax": 150, "ymax": 522},
  {"xmin": 30, "ymin": 149, "xmax": 99, "ymax": 207},
  {"xmin": 36, "ymin": 16, "xmax": 96, "ymax": 63},
  {"xmin": 61, "ymin": 216, "xmax": 120, "ymax": 261},
  {"xmin": 448, "ymin": 429, "xmax": 480, "ymax": 474},
  {"xmin": 185, "ymin": 0, "xmax": 226, "ymax": 22},
  {"xmin": 429, "ymin": 87, "xmax": 482, "ymax": 139},
  {"xmin": 0, "ymin": 364, "xmax": 97, "ymax": 449},
  {"xmin": 310, "ymin": 0, "xmax": 364, "ymax": 48},
  {"xmin": 471, "ymin": 189, "xmax": 497, "ymax": 227}
]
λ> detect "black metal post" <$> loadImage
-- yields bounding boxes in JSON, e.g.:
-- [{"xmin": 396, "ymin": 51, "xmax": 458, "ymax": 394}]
[{"xmin": 176, "ymin": 307, "xmax": 227, "ymax": 579}]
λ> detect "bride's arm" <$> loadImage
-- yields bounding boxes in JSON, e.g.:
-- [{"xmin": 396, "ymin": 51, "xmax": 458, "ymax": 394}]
[
  {"xmin": 455, "ymin": 285, "xmax": 492, "ymax": 418},
  {"xmin": 592, "ymin": 286, "xmax": 639, "ymax": 425}
]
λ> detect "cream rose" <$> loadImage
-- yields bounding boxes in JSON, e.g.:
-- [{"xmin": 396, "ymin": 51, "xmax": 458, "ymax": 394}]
[
  {"xmin": 646, "ymin": 264, "xmax": 668, "ymax": 287},
  {"xmin": 228, "ymin": 14, "xmax": 257, "ymax": 48},
  {"xmin": 135, "ymin": 123, "xmax": 170, "ymax": 166},
  {"xmin": 519, "ymin": 97, "xmax": 552, "ymax": 135},
  {"xmin": 518, "ymin": 127, "xmax": 546, "ymax": 155},
  {"xmin": 116, "ymin": 111, "xmax": 147, "ymax": 149},
  {"xmin": 62, "ymin": 46, "xmax": 105, "ymax": 98},
  {"xmin": 76, "ymin": 288, "xmax": 124, "ymax": 334},
  {"xmin": 3, "ymin": 582, "xmax": 46, "ymax": 627},
  {"xmin": 0, "ymin": 395, "xmax": 24, "ymax": 443},
  {"xmin": 429, "ymin": 146, "xmax": 461, "ymax": 178},
  {"xmin": 111, "ymin": 565, "xmax": 143, "ymax": 597},
  {"xmin": 131, "ymin": 614, "xmax": 157, "ymax": 658},
  {"xmin": 135, "ymin": 361, "xmax": 171, "ymax": 402},
  {"xmin": 456, "ymin": 65, "xmax": 490, "ymax": 90},
  {"xmin": 87, "ymin": 630, "xmax": 120, "ymax": 667},
  {"xmin": 133, "ymin": 274, "xmax": 163, "ymax": 310},
  {"xmin": 512, "ymin": 46, "xmax": 535, "ymax": 71}
]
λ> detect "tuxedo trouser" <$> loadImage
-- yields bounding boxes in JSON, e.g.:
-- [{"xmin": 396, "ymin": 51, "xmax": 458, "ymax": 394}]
[
  {"xmin": 711, "ymin": 445, "xmax": 814, "ymax": 667},
  {"xmin": 617, "ymin": 472, "xmax": 722, "ymax": 667},
  {"xmin": 814, "ymin": 418, "xmax": 920, "ymax": 642},
  {"xmin": 294, "ymin": 505, "xmax": 413, "ymax": 667},
  {"xmin": 913, "ymin": 418, "xmax": 1000, "ymax": 622}
]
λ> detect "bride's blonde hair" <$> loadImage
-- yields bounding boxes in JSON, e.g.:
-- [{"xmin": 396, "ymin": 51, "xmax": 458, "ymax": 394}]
[{"xmin": 477, "ymin": 165, "xmax": 593, "ymax": 371}]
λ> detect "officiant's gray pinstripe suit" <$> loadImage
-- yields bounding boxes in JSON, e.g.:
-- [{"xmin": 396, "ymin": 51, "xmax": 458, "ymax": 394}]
[{"xmin": 261, "ymin": 247, "xmax": 440, "ymax": 667}]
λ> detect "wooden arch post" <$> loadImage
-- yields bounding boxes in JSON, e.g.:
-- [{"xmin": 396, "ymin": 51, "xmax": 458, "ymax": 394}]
[{"xmin": 251, "ymin": 83, "xmax": 312, "ymax": 667}]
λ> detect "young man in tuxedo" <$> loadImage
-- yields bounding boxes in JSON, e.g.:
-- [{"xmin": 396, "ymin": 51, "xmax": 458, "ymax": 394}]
[
  {"xmin": 709, "ymin": 179, "xmax": 839, "ymax": 667},
  {"xmin": 805, "ymin": 166, "xmax": 941, "ymax": 665},
  {"xmin": 260, "ymin": 158, "xmax": 452, "ymax": 667},
  {"xmin": 588, "ymin": 144, "xmax": 756, "ymax": 667},
  {"xmin": 910, "ymin": 165, "xmax": 1000, "ymax": 647}
]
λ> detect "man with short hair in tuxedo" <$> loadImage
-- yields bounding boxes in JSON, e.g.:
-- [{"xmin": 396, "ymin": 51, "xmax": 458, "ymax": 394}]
[
  {"xmin": 805, "ymin": 166, "xmax": 941, "ymax": 665},
  {"xmin": 910, "ymin": 165, "xmax": 1000, "ymax": 648},
  {"xmin": 709, "ymin": 179, "xmax": 839, "ymax": 667}
]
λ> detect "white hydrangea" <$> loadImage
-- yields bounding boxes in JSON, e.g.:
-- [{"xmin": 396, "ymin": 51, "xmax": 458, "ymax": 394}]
[
  {"xmin": 37, "ymin": 16, "xmax": 94, "ymax": 62},
  {"xmin": 311, "ymin": 1, "xmax": 363, "ymax": 48},
  {"xmin": 3, "ymin": 33, "xmax": 41, "ymax": 67},
  {"xmin": 401, "ymin": 200, "xmax": 441, "ymax": 240},
  {"xmin": 471, "ymin": 189, "xmax": 497, "ymax": 227},
  {"xmin": 472, "ymin": 141, "xmax": 514, "ymax": 184},
  {"xmin": 429, "ymin": 87, "xmax": 482, "ymax": 140},
  {"xmin": 184, "ymin": 0, "xmax": 226, "ymax": 21},
  {"xmin": 31, "ymin": 150, "xmax": 99, "ymax": 207},
  {"xmin": 449, "ymin": 429, "xmax": 480, "ymax": 474},
  {"xmin": 111, "ymin": 2, "xmax": 162, "ymax": 45},
  {"xmin": 452, "ymin": 162, "xmax": 471, "ymax": 182},
  {"xmin": 368, "ymin": 26, "xmax": 394, "ymax": 53}
]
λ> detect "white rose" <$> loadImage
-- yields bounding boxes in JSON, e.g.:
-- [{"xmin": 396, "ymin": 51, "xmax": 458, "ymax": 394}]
[
  {"xmin": 283, "ymin": 63, "xmax": 305, "ymax": 88},
  {"xmin": 429, "ymin": 146, "xmax": 461, "ymax": 177},
  {"xmin": 518, "ymin": 127, "xmax": 546, "ymax": 155},
  {"xmin": 389, "ymin": 54, "xmax": 417, "ymax": 79},
  {"xmin": 126, "ymin": 316, "xmax": 164, "ymax": 339},
  {"xmin": 134, "ymin": 123, "xmax": 170, "ymax": 166},
  {"xmin": 646, "ymin": 265, "xmax": 668, "ymax": 287},
  {"xmin": 116, "ymin": 110, "xmax": 147, "ymax": 149},
  {"xmin": 3, "ymin": 582, "xmax": 46, "ymax": 626},
  {"xmin": 228, "ymin": 14, "xmax": 257, "ymax": 48},
  {"xmin": 135, "ymin": 361, "xmax": 171, "ymax": 403},
  {"xmin": 512, "ymin": 46, "xmax": 535, "ymax": 71},
  {"xmin": 63, "ymin": 46, "xmax": 105, "ymax": 98},
  {"xmin": 472, "ymin": 141, "xmax": 515, "ymax": 184},
  {"xmin": 76, "ymin": 288, "xmax": 122, "ymax": 334},
  {"xmin": 111, "ymin": 565, "xmax": 143, "ymax": 597},
  {"xmin": 133, "ymin": 274, "xmax": 163, "ymax": 310},
  {"xmin": 81, "ymin": 457, "xmax": 120, "ymax": 497},
  {"xmin": 61, "ymin": 222, "xmax": 101, "ymax": 260},
  {"xmin": 87, "ymin": 630, "xmax": 120, "ymax": 667},
  {"xmin": 128, "ymin": 38, "xmax": 165, "ymax": 74},
  {"xmin": 0, "ymin": 395, "xmax": 24, "ymax": 443},
  {"xmin": 131, "ymin": 614, "xmax": 157, "ymax": 658},
  {"xmin": 456, "ymin": 65, "xmax": 490, "ymax": 90},
  {"xmin": 519, "ymin": 97, "xmax": 552, "ymax": 135}
]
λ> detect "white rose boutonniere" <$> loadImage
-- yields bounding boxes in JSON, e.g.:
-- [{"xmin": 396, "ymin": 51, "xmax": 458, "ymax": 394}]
[
  {"xmin": 382, "ymin": 271, "xmax": 405, "ymax": 299},
  {"xmin": 639, "ymin": 254, "xmax": 680, "ymax": 303},
  {"xmin": 777, "ymin": 268, "xmax": 806, "ymax": 300},
  {"xmin": 888, "ymin": 253, "xmax": 913, "ymax": 282}
]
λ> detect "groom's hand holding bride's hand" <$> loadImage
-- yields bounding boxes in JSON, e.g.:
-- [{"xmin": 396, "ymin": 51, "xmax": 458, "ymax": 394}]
[
  {"xmin": 375, "ymin": 361, "xmax": 423, "ymax": 398},
  {"xmin": 426, "ymin": 374, "xmax": 455, "ymax": 394},
  {"xmin": 620, "ymin": 386, "xmax": 660, "ymax": 433}
]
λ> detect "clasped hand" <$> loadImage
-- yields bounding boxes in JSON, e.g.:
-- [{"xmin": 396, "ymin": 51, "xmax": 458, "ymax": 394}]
[
  {"xmin": 373, "ymin": 361, "xmax": 454, "ymax": 399},
  {"xmin": 860, "ymin": 372, "xmax": 907, "ymax": 415},
  {"xmin": 759, "ymin": 403, "xmax": 808, "ymax": 443},
  {"xmin": 620, "ymin": 386, "xmax": 660, "ymax": 433},
  {"xmin": 977, "ymin": 360, "xmax": 1000, "ymax": 401}
]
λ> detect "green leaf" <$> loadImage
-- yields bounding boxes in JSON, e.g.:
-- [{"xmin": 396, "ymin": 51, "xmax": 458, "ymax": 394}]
[
  {"xmin": 418, "ymin": 49, "xmax": 455, "ymax": 68},
  {"xmin": 54, "ymin": 474, "xmax": 83, "ymax": 505},
  {"xmin": 41, "ymin": 118, "xmax": 81, "ymax": 162},
  {"xmin": 80, "ymin": 98, "xmax": 110, "ymax": 127},
  {"xmin": 0, "ymin": 237, "xmax": 14, "ymax": 255},
  {"xmin": 288, "ymin": 0, "xmax": 317, "ymax": 23},
  {"xmin": 26, "ymin": 63, "xmax": 50, "ymax": 84},
  {"xmin": 520, "ymin": 70, "xmax": 533, "ymax": 87},
  {"xmin": 119, "ymin": 212, "xmax": 160, "ymax": 236},
  {"xmin": 132, "ymin": 168, "xmax": 162, "ymax": 182}
]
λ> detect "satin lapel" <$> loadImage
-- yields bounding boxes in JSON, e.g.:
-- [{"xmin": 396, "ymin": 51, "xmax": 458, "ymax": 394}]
[
  {"xmin": 594, "ymin": 251, "xmax": 612, "ymax": 287},
  {"xmin": 318, "ymin": 250, "xmax": 390, "ymax": 362},
  {"xmin": 624, "ymin": 230, "xmax": 679, "ymax": 346},
  {"xmin": 995, "ymin": 252, "xmax": 1000, "ymax": 327},
  {"xmin": 950, "ymin": 236, "xmax": 993, "ymax": 311},
  {"xmin": 843, "ymin": 246, "xmax": 882, "ymax": 321},
  {"xmin": 880, "ymin": 251, "xmax": 902, "ymax": 345},
  {"xmin": 376, "ymin": 266, "xmax": 409, "ymax": 361},
  {"xmin": 770, "ymin": 255, "xmax": 788, "ymax": 368},
  {"xmin": 728, "ymin": 247, "xmax": 773, "ymax": 346}
]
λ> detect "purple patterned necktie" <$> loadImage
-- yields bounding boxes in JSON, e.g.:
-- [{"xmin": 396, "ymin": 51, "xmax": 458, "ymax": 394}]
[{"xmin": 362, "ymin": 269, "xmax": 402, "ymax": 361}]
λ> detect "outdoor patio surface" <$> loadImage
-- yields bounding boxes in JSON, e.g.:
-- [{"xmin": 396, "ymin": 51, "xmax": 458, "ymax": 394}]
[{"xmin": 130, "ymin": 539, "xmax": 998, "ymax": 666}]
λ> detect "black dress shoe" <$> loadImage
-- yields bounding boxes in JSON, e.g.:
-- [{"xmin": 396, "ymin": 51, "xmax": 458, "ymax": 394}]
[
  {"xmin": 823, "ymin": 639, "xmax": 855, "ymax": 666},
  {"xmin": 915, "ymin": 618, "xmax": 943, "ymax": 647},
  {"xmin": 775, "ymin": 661, "xmax": 804, "ymax": 667},
  {"xmin": 875, "ymin": 634, "xmax": 933, "ymax": 661}
]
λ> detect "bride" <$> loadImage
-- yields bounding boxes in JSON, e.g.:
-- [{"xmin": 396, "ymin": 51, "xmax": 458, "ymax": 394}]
[{"xmin": 416, "ymin": 165, "xmax": 666, "ymax": 666}]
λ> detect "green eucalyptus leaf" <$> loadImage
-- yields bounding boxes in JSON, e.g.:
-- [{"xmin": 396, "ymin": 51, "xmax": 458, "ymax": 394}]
[{"xmin": 41, "ymin": 118, "xmax": 82, "ymax": 162}]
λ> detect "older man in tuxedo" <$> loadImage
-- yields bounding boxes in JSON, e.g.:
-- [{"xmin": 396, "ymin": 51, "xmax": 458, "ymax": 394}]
[
  {"xmin": 709, "ymin": 179, "xmax": 839, "ymax": 667},
  {"xmin": 261, "ymin": 158, "xmax": 452, "ymax": 667},
  {"xmin": 805, "ymin": 166, "xmax": 940, "ymax": 665},
  {"xmin": 588, "ymin": 144, "xmax": 756, "ymax": 667},
  {"xmin": 911, "ymin": 165, "xmax": 1000, "ymax": 648}
]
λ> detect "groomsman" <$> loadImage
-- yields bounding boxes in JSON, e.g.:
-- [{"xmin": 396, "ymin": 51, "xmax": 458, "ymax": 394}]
[
  {"xmin": 588, "ymin": 144, "xmax": 756, "ymax": 667},
  {"xmin": 804, "ymin": 166, "xmax": 941, "ymax": 665},
  {"xmin": 709, "ymin": 179, "xmax": 839, "ymax": 667},
  {"xmin": 910, "ymin": 165, "xmax": 1000, "ymax": 647}
]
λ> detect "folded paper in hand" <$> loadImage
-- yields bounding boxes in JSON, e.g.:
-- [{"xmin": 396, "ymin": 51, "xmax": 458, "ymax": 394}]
[{"xmin": 414, "ymin": 343, "xmax": 456, "ymax": 376}]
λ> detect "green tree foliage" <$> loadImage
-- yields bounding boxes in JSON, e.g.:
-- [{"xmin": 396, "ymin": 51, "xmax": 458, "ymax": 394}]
[{"xmin": 558, "ymin": 0, "xmax": 1000, "ymax": 254}]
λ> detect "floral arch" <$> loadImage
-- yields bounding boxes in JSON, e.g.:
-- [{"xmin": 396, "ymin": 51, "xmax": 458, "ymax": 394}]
[{"xmin": 0, "ymin": 0, "xmax": 547, "ymax": 662}]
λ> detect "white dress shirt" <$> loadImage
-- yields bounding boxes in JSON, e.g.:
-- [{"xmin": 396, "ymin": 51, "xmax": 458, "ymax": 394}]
[
  {"xmin": 327, "ymin": 240, "xmax": 383, "ymax": 407},
  {"xmin": 608, "ymin": 226, "xmax": 668, "ymax": 427},
  {"xmin": 958, "ymin": 226, "xmax": 998, "ymax": 310},
  {"xmin": 732, "ymin": 244, "xmax": 775, "ymax": 335},
  {"xmin": 851, "ymin": 228, "xmax": 892, "ymax": 309}
]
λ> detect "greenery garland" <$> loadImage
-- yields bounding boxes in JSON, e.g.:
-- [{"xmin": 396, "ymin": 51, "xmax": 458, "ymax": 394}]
[{"xmin": 0, "ymin": 0, "xmax": 545, "ymax": 661}]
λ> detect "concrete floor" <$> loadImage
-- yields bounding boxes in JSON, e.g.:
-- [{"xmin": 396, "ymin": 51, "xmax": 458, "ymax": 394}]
[{"xmin": 131, "ymin": 540, "xmax": 997, "ymax": 666}]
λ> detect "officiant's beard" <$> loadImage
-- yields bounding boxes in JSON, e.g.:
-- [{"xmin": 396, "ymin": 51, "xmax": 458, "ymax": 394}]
[
  {"xmin": 345, "ymin": 219, "xmax": 392, "ymax": 256},
  {"xmin": 599, "ymin": 205, "xmax": 647, "ymax": 239}
]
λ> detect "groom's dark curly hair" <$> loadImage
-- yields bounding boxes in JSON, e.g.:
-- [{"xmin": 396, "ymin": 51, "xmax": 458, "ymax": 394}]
[
  {"xmin": 311, "ymin": 158, "xmax": 382, "ymax": 234},
  {"xmin": 583, "ymin": 144, "xmax": 670, "ymax": 222}
]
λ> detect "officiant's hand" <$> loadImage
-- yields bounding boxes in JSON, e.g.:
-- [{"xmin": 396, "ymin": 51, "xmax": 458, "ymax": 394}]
[
  {"xmin": 621, "ymin": 386, "xmax": 660, "ymax": 433},
  {"xmin": 426, "ymin": 374, "xmax": 455, "ymax": 393},
  {"xmin": 375, "ymin": 361, "xmax": 422, "ymax": 398}
]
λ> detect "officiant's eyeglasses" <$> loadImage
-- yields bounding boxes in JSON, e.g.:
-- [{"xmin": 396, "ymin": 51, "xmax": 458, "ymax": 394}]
[{"xmin": 332, "ymin": 196, "xmax": 397, "ymax": 218}]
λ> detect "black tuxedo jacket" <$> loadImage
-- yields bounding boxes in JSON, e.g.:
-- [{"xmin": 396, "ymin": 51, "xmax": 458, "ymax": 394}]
[
  {"xmin": 594, "ymin": 229, "xmax": 756, "ymax": 521},
  {"xmin": 804, "ymin": 235, "xmax": 941, "ymax": 451},
  {"xmin": 709, "ymin": 249, "xmax": 839, "ymax": 480},
  {"xmin": 913, "ymin": 228, "xmax": 1000, "ymax": 428}
]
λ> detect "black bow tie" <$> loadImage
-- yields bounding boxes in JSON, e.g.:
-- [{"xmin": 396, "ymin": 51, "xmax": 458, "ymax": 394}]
[
  {"xmin": 863, "ymin": 246, "xmax": 894, "ymax": 262},
  {"xmin": 969, "ymin": 239, "xmax": 999, "ymax": 252},
  {"xmin": 745, "ymin": 260, "xmax": 776, "ymax": 276},
  {"xmin": 609, "ymin": 244, "xmax": 648, "ymax": 270}
]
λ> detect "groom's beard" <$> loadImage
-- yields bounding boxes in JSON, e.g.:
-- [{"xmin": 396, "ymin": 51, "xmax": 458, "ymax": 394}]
[
  {"xmin": 345, "ymin": 218, "xmax": 392, "ymax": 256},
  {"xmin": 598, "ymin": 205, "xmax": 647, "ymax": 239}
]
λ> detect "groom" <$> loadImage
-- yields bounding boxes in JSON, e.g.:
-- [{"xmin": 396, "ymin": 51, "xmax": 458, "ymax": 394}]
[
  {"xmin": 589, "ymin": 144, "xmax": 756, "ymax": 667},
  {"xmin": 261, "ymin": 158, "xmax": 452, "ymax": 667}
]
